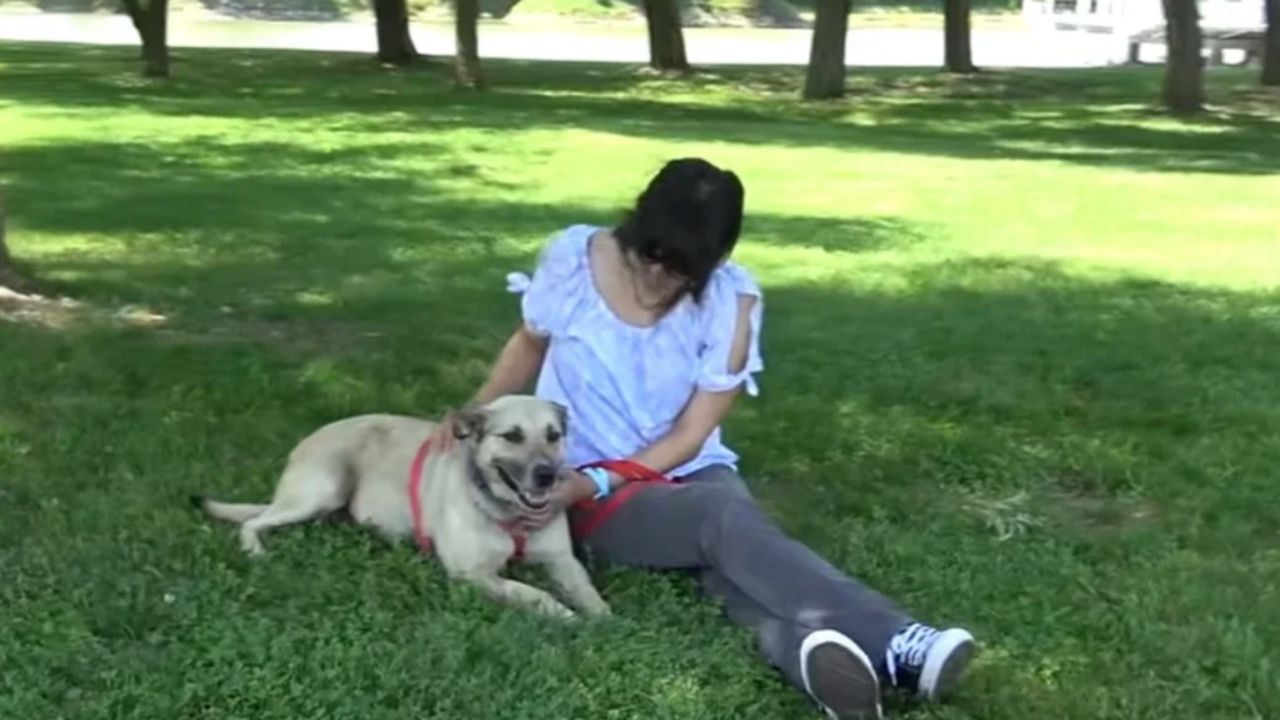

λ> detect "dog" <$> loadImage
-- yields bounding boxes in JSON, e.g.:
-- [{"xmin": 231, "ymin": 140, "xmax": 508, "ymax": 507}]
[{"xmin": 194, "ymin": 395, "xmax": 609, "ymax": 620}]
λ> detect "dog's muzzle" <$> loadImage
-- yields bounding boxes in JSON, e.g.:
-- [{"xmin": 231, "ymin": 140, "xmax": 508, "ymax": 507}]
[{"xmin": 532, "ymin": 465, "xmax": 557, "ymax": 491}]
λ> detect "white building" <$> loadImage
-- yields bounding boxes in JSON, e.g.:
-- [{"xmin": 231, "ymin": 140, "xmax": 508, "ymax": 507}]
[
  {"xmin": 1023, "ymin": 0, "xmax": 1265, "ymax": 36},
  {"xmin": 1022, "ymin": 0, "xmax": 1267, "ymax": 64}
]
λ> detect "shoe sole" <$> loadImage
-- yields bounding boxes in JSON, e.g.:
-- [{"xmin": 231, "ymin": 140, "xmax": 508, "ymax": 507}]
[
  {"xmin": 917, "ymin": 629, "xmax": 976, "ymax": 701},
  {"xmin": 800, "ymin": 630, "xmax": 882, "ymax": 720}
]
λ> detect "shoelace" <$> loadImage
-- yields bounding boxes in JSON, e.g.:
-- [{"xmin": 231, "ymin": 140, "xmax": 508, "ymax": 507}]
[{"xmin": 885, "ymin": 623, "xmax": 939, "ymax": 687}]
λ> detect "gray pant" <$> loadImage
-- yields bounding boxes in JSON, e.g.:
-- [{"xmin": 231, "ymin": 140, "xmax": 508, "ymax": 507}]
[{"xmin": 579, "ymin": 464, "xmax": 912, "ymax": 691}]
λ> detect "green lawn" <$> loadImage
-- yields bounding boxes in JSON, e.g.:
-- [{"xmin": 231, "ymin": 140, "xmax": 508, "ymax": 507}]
[{"xmin": 3, "ymin": 42, "xmax": 1280, "ymax": 720}]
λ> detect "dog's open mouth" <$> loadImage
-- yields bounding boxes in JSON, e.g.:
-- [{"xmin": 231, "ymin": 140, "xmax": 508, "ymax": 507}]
[{"xmin": 495, "ymin": 465, "xmax": 549, "ymax": 510}]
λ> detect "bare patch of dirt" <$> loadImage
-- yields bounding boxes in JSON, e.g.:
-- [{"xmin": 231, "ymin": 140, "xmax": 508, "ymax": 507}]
[
  {"xmin": 1041, "ymin": 490, "xmax": 1159, "ymax": 537},
  {"xmin": 0, "ymin": 285, "xmax": 85, "ymax": 328},
  {"xmin": 149, "ymin": 317, "xmax": 385, "ymax": 358},
  {"xmin": 2, "ymin": 284, "xmax": 174, "ymax": 331},
  {"xmin": 961, "ymin": 484, "xmax": 1159, "ymax": 542},
  {"xmin": 2, "ymin": 287, "xmax": 381, "ymax": 358}
]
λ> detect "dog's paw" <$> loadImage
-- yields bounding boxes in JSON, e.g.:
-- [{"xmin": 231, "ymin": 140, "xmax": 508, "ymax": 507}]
[
  {"xmin": 541, "ymin": 602, "xmax": 578, "ymax": 621},
  {"xmin": 578, "ymin": 601, "xmax": 611, "ymax": 619},
  {"xmin": 239, "ymin": 531, "xmax": 266, "ymax": 556}
]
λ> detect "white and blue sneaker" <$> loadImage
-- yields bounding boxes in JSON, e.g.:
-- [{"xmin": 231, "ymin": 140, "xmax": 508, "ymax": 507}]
[
  {"xmin": 800, "ymin": 630, "xmax": 883, "ymax": 720},
  {"xmin": 885, "ymin": 623, "xmax": 976, "ymax": 701}
]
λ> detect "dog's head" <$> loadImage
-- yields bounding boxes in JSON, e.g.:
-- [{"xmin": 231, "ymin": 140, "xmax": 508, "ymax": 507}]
[{"xmin": 452, "ymin": 395, "xmax": 569, "ymax": 511}]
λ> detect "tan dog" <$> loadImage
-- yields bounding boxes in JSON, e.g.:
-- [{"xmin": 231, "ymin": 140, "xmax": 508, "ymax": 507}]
[{"xmin": 194, "ymin": 395, "xmax": 609, "ymax": 620}]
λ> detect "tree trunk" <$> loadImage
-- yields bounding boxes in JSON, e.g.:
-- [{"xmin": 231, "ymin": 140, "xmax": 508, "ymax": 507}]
[
  {"xmin": 1161, "ymin": 0, "xmax": 1203, "ymax": 113},
  {"xmin": 121, "ymin": 0, "xmax": 169, "ymax": 77},
  {"xmin": 1264, "ymin": 0, "xmax": 1279, "ymax": 85},
  {"xmin": 803, "ymin": 0, "xmax": 851, "ymax": 100},
  {"xmin": 0, "ymin": 188, "xmax": 10, "ymax": 275},
  {"xmin": 944, "ymin": 0, "xmax": 976, "ymax": 73},
  {"xmin": 643, "ymin": 0, "xmax": 689, "ymax": 72},
  {"xmin": 373, "ymin": 0, "xmax": 418, "ymax": 65},
  {"xmin": 0, "ymin": 186, "xmax": 26, "ymax": 291},
  {"xmin": 454, "ymin": 0, "xmax": 485, "ymax": 88},
  {"xmin": 142, "ymin": 0, "xmax": 169, "ymax": 78}
]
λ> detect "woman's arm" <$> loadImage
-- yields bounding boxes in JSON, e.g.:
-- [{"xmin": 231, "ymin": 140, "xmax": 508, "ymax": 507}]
[
  {"xmin": 557, "ymin": 293, "xmax": 757, "ymax": 509},
  {"xmin": 628, "ymin": 389, "xmax": 738, "ymax": 475},
  {"xmin": 472, "ymin": 325, "xmax": 549, "ymax": 405},
  {"xmin": 633, "ymin": 294, "xmax": 757, "ymax": 473},
  {"xmin": 555, "ymin": 386, "xmax": 741, "ymax": 510},
  {"xmin": 534, "ymin": 294, "xmax": 757, "ymax": 521}
]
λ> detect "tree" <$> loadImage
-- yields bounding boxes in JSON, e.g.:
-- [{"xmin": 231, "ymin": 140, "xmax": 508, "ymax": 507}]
[
  {"xmin": 0, "ymin": 188, "xmax": 10, "ymax": 280},
  {"xmin": 1161, "ymin": 0, "xmax": 1203, "ymax": 112},
  {"xmin": 643, "ymin": 0, "xmax": 690, "ymax": 72},
  {"xmin": 1264, "ymin": 0, "xmax": 1279, "ymax": 85},
  {"xmin": 455, "ymin": 0, "xmax": 485, "ymax": 88},
  {"xmin": 372, "ymin": 0, "xmax": 418, "ymax": 65},
  {"xmin": 803, "ymin": 0, "xmax": 852, "ymax": 100},
  {"xmin": 0, "ymin": 186, "xmax": 28, "ymax": 292},
  {"xmin": 944, "ymin": 0, "xmax": 976, "ymax": 73},
  {"xmin": 120, "ymin": 0, "xmax": 170, "ymax": 77}
]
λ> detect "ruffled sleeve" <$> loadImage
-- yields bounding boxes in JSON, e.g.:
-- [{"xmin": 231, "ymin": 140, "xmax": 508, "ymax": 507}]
[
  {"xmin": 505, "ymin": 226, "xmax": 590, "ymax": 337},
  {"xmin": 696, "ymin": 262, "xmax": 764, "ymax": 396}
]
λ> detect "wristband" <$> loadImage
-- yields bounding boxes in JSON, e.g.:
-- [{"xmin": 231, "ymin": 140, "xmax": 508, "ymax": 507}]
[{"xmin": 583, "ymin": 467, "xmax": 612, "ymax": 500}]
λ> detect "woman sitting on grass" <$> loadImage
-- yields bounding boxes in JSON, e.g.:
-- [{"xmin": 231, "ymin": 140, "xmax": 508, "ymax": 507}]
[{"xmin": 437, "ymin": 157, "xmax": 976, "ymax": 719}]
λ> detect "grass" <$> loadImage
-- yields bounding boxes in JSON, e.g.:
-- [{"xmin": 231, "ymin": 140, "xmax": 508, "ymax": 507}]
[{"xmin": 3, "ymin": 42, "xmax": 1280, "ymax": 720}]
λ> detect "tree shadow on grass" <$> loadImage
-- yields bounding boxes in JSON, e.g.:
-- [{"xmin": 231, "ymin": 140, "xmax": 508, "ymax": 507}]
[
  {"xmin": 6, "ymin": 39, "xmax": 1280, "ymax": 720},
  {"xmin": 8, "ymin": 131, "xmax": 1279, "ymax": 519},
  {"xmin": 1, "ymin": 135, "xmax": 934, "ymax": 381},
  {"xmin": 751, "ymin": 215, "xmax": 930, "ymax": 252},
  {"xmin": 752, "ymin": 260, "xmax": 1280, "ymax": 500},
  {"xmin": 3, "ymin": 43, "xmax": 1279, "ymax": 176},
  {"xmin": 4, "ymin": 245, "xmax": 1280, "ymax": 719},
  {"xmin": 750, "ymin": 261, "xmax": 1280, "ymax": 720},
  {"xmin": 1, "ymin": 134, "xmax": 931, "ymax": 303},
  {"xmin": 8, "ymin": 114, "xmax": 1277, "ymax": 564}
]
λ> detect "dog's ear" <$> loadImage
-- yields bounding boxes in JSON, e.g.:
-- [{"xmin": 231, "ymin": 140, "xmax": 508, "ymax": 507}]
[
  {"xmin": 550, "ymin": 401, "xmax": 568, "ymax": 432},
  {"xmin": 452, "ymin": 404, "xmax": 487, "ymax": 441}
]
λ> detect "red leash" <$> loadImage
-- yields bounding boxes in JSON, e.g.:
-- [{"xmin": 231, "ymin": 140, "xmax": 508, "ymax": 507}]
[
  {"xmin": 407, "ymin": 436, "xmax": 527, "ymax": 562},
  {"xmin": 570, "ymin": 459, "xmax": 673, "ymax": 539}
]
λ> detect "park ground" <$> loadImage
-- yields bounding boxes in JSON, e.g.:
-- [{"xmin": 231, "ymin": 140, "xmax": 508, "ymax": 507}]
[{"xmin": 2, "ymin": 42, "xmax": 1280, "ymax": 719}]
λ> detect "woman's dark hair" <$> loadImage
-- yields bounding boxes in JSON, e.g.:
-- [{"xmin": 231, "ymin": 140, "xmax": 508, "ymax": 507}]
[{"xmin": 614, "ymin": 158, "xmax": 745, "ymax": 309}]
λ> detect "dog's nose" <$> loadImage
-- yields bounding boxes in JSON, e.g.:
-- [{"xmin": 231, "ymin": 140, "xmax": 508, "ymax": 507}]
[{"xmin": 532, "ymin": 466, "xmax": 557, "ymax": 490}]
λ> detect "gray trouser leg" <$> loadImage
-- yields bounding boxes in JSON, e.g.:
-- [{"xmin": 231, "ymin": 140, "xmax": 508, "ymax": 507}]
[{"xmin": 579, "ymin": 464, "xmax": 912, "ymax": 689}]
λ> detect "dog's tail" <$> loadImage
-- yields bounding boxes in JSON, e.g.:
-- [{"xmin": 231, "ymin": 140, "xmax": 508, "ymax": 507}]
[{"xmin": 192, "ymin": 495, "xmax": 268, "ymax": 524}]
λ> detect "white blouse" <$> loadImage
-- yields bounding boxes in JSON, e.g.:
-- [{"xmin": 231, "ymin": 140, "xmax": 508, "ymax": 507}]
[{"xmin": 506, "ymin": 225, "xmax": 764, "ymax": 477}]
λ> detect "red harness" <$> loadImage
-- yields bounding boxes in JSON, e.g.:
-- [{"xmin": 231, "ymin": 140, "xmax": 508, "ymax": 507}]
[{"xmin": 407, "ymin": 437, "xmax": 528, "ymax": 562}]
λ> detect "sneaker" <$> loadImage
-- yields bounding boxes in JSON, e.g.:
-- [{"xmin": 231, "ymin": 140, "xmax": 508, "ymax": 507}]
[
  {"xmin": 800, "ymin": 630, "xmax": 883, "ymax": 720},
  {"xmin": 885, "ymin": 623, "xmax": 976, "ymax": 701}
]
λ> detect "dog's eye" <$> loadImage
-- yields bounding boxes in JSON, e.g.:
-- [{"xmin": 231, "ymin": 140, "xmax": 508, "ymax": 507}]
[
  {"xmin": 546, "ymin": 427, "xmax": 562, "ymax": 444},
  {"xmin": 500, "ymin": 429, "xmax": 525, "ymax": 444}
]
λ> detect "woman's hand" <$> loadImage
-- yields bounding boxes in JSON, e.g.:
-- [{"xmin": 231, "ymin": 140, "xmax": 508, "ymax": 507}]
[
  {"xmin": 428, "ymin": 412, "xmax": 458, "ymax": 453},
  {"xmin": 516, "ymin": 470, "xmax": 597, "ymax": 530}
]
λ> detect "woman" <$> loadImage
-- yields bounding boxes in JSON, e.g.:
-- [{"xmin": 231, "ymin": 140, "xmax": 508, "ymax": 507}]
[{"xmin": 439, "ymin": 158, "xmax": 976, "ymax": 719}]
